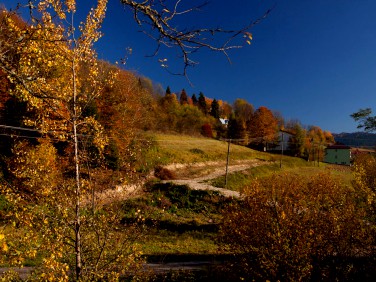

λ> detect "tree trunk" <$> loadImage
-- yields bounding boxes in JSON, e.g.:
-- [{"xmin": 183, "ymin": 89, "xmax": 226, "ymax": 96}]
[
  {"xmin": 74, "ymin": 119, "xmax": 82, "ymax": 280},
  {"xmin": 72, "ymin": 54, "xmax": 82, "ymax": 280}
]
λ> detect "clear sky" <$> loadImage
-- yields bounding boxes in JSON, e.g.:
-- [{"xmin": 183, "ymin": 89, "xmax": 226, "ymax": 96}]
[{"xmin": 2, "ymin": 0, "xmax": 376, "ymax": 133}]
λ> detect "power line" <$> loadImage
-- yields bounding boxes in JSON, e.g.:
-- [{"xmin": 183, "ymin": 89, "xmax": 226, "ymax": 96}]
[
  {"xmin": 2, "ymin": 123, "xmax": 374, "ymax": 147},
  {"xmin": 0, "ymin": 124, "xmax": 41, "ymax": 132}
]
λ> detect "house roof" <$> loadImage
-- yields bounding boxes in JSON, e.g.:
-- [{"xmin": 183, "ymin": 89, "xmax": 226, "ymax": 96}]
[
  {"xmin": 219, "ymin": 118, "xmax": 229, "ymax": 125},
  {"xmin": 326, "ymin": 145, "xmax": 351, "ymax": 150},
  {"xmin": 279, "ymin": 129, "xmax": 295, "ymax": 136}
]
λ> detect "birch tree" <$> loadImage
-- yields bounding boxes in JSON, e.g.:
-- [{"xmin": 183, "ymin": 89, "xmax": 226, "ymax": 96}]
[{"xmin": 0, "ymin": 1, "xmax": 141, "ymax": 280}]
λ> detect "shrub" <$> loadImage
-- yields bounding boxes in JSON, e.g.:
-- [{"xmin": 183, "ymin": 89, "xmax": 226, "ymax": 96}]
[
  {"xmin": 154, "ymin": 165, "xmax": 176, "ymax": 180},
  {"xmin": 352, "ymin": 153, "xmax": 376, "ymax": 221},
  {"xmin": 0, "ymin": 194, "xmax": 11, "ymax": 220},
  {"xmin": 201, "ymin": 123, "xmax": 213, "ymax": 138},
  {"xmin": 220, "ymin": 172, "xmax": 375, "ymax": 281},
  {"xmin": 189, "ymin": 148, "xmax": 205, "ymax": 155}
]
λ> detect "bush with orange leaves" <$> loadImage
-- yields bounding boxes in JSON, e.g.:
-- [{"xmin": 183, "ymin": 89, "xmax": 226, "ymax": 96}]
[{"xmin": 220, "ymin": 172, "xmax": 375, "ymax": 281}]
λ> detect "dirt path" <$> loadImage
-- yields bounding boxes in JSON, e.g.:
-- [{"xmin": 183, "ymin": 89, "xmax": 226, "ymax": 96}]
[
  {"xmin": 86, "ymin": 159, "xmax": 268, "ymax": 204},
  {"xmin": 162, "ymin": 159, "xmax": 265, "ymax": 197}
]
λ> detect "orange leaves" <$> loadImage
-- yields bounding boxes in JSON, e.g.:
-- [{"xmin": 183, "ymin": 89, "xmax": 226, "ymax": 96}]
[{"xmin": 248, "ymin": 106, "xmax": 278, "ymax": 144}]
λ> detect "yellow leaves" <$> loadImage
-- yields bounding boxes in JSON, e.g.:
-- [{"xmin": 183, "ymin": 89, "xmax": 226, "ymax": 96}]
[
  {"xmin": 0, "ymin": 1, "xmax": 139, "ymax": 279},
  {"xmin": 244, "ymin": 32, "xmax": 253, "ymax": 45},
  {"xmin": 0, "ymin": 234, "xmax": 8, "ymax": 253},
  {"xmin": 66, "ymin": 0, "xmax": 76, "ymax": 12},
  {"xmin": 352, "ymin": 154, "xmax": 376, "ymax": 210},
  {"xmin": 41, "ymin": 254, "xmax": 70, "ymax": 281},
  {"xmin": 78, "ymin": 0, "xmax": 108, "ymax": 57},
  {"xmin": 281, "ymin": 211, "xmax": 286, "ymax": 220},
  {"xmin": 82, "ymin": 116, "xmax": 109, "ymax": 152},
  {"xmin": 11, "ymin": 140, "xmax": 60, "ymax": 196},
  {"xmin": 222, "ymin": 171, "xmax": 374, "ymax": 280}
]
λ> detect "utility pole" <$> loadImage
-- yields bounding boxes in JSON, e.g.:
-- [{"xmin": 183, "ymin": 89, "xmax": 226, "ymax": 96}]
[
  {"xmin": 225, "ymin": 139, "xmax": 231, "ymax": 188},
  {"xmin": 280, "ymin": 132, "xmax": 284, "ymax": 168}
]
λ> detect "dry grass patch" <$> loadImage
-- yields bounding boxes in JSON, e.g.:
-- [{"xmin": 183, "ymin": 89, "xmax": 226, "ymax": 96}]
[{"xmin": 153, "ymin": 133, "xmax": 270, "ymax": 165}]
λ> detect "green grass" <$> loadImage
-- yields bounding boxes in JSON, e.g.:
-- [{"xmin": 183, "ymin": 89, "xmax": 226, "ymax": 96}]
[
  {"xmin": 139, "ymin": 229, "xmax": 221, "ymax": 255},
  {"xmin": 121, "ymin": 183, "xmax": 233, "ymax": 256},
  {"xmin": 210, "ymin": 156, "xmax": 354, "ymax": 192}
]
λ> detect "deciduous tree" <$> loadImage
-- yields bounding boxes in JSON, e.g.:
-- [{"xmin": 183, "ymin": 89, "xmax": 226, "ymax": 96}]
[
  {"xmin": 288, "ymin": 123, "xmax": 306, "ymax": 157},
  {"xmin": 233, "ymin": 98, "xmax": 254, "ymax": 123},
  {"xmin": 119, "ymin": 0, "xmax": 271, "ymax": 75},
  {"xmin": 248, "ymin": 106, "xmax": 278, "ymax": 149},
  {"xmin": 306, "ymin": 126, "xmax": 328, "ymax": 162},
  {"xmin": 0, "ymin": 2, "xmax": 143, "ymax": 280}
]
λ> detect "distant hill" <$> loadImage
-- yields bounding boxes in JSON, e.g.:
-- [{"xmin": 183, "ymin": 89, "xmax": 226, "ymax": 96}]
[{"xmin": 333, "ymin": 132, "xmax": 376, "ymax": 148}]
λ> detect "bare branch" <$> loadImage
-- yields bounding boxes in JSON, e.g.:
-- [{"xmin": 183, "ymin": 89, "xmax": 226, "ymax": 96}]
[{"xmin": 120, "ymin": 0, "xmax": 273, "ymax": 77}]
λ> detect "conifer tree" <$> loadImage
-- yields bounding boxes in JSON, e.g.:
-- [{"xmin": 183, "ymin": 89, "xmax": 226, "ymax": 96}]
[
  {"xmin": 228, "ymin": 114, "xmax": 247, "ymax": 140},
  {"xmin": 198, "ymin": 92, "xmax": 207, "ymax": 114},
  {"xmin": 210, "ymin": 98, "xmax": 220, "ymax": 118},
  {"xmin": 180, "ymin": 88, "xmax": 188, "ymax": 105},
  {"xmin": 191, "ymin": 93, "xmax": 198, "ymax": 106},
  {"xmin": 166, "ymin": 85, "xmax": 172, "ymax": 96}
]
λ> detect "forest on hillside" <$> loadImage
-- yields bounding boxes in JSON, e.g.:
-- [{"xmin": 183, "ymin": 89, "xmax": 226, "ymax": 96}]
[
  {"xmin": 0, "ymin": 7, "xmax": 336, "ymax": 170},
  {"xmin": 333, "ymin": 132, "xmax": 376, "ymax": 148}
]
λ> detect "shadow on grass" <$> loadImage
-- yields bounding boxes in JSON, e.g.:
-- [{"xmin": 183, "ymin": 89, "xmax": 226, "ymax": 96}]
[{"xmin": 121, "ymin": 217, "xmax": 218, "ymax": 233}]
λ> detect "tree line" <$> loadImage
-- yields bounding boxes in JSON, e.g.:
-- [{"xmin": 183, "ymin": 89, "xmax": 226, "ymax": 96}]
[{"xmin": 147, "ymin": 86, "xmax": 334, "ymax": 161}]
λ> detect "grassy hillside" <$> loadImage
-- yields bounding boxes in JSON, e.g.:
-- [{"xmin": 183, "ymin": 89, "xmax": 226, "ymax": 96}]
[
  {"xmin": 127, "ymin": 132, "xmax": 355, "ymax": 258},
  {"xmin": 147, "ymin": 133, "xmax": 272, "ymax": 165},
  {"xmin": 145, "ymin": 133, "xmax": 353, "ymax": 184}
]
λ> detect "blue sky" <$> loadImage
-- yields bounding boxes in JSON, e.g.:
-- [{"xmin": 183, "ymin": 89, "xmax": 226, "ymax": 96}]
[{"xmin": 2, "ymin": 0, "xmax": 376, "ymax": 133}]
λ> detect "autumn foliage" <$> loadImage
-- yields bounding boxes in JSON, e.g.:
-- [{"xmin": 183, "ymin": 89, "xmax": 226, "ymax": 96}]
[
  {"xmin": 248, "ymin": 106, "xmax": 279, "ymax": 147},
  {"xmin": 220, "ymin": 173, "xmax": 375, "ymax": 281},
  {"xmin": 0, "ymin": 1, "xmax": 345, "ymax": 280}
]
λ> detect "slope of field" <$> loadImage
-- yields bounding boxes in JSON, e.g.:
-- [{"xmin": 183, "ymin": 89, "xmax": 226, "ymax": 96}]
[{"xmin": 149, "ymin": 133, "xmax": 272, "ymax": 165}]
